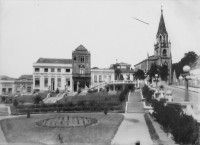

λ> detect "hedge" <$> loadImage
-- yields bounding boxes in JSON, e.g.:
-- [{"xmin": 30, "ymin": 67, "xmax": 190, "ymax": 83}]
[{"xmin": 151, "ymin": 100, "xmax": 200, "ymax": 145}]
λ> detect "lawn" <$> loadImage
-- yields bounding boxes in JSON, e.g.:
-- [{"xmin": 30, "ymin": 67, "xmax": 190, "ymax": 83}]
[{"xmin": 1, "ymin": 113, "xmax": 124, "ymax": 145}]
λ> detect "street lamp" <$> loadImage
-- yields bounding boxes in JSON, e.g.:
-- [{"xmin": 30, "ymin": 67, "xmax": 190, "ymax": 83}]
[
  {"xmin": 155, "ymin": 74, "xmax": 158, "ymax": 88},
  {"xmin": 179, "ymin": 65, "xmax": 191, "ymax": 101}
]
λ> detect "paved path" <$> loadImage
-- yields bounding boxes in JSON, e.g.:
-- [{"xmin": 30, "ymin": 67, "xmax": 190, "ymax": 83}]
[{"xmin": 112, "ymin": 91, "xmax": 153, "ymax": 145}]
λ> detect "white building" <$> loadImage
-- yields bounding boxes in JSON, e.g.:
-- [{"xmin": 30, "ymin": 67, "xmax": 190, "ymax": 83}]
[
  {"xmin": 91, "ymin": 69, "xmax": 115, "ymax": 87},
  {"xmin": 0, "ymin": 76, "xmax": 15, "ymax": 95},
  {"xmin": 33, "ymin": 58, "xmax": 73, "ymax": 92}
]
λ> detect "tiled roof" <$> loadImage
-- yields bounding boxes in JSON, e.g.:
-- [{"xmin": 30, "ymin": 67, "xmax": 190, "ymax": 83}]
[
  {"xmin": 73, "ymin": 45, "xmax": 90, "ymax": 54},
  {"xmin": 18, "ymin": 75, "xmax": 33, "ymax": 80},
  {"xmin": 0, "ymin": 75, "xmax": 15, "ymax": 80},
  {"xmin": 36, "ymin": 58, "xmax": 72, "ymax": 64}
]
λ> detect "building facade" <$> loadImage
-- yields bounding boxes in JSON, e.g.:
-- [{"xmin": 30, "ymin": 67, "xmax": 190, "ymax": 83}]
[
  {"xmin": 14, "ymin": 75, "xmax": 33, "ymax": 95},
  {"xmin": 0, "ymin": 78, "xmax": 15, "ymax": 95},
  {"xmin": 72, "ymin": 45, "xmax": 91, "ymax": 91},
  {"xmin": 91, "ymin": 69, "xmax": 115, "ymax": 87},
  {"xmin": 33, "ymin": 58, "xmax": 73, "ymax": 92},
  {"xmin": 134, "ymin": 9, "xmax": 172, "ymax": 83}
]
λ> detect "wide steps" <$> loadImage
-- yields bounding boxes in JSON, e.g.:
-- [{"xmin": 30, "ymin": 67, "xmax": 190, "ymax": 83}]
[
  {"xmin": 127, "ymin": 102, "xmax": 144, "ymax": 113},
  {"xmin": 0, "ymin": 106, "xmax": 9, "ymax": 116}
]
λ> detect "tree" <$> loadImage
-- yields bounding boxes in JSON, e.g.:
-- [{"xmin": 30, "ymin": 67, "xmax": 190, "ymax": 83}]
[
  {"xmin": 13, "ymin": 99, "xmax": 18, "ymax": 107},
  {"xmin": 33, "ymin": 93, "xmax": 42, "ymax": 104},
  {"xmin": 148, "ymin": 63, "xmax": 159, "ymax": 81},
  {"xmin": 159, "ymin": 64, "xmax": 169, "ymax": 81},
  {"xmin": 133, "ymin": 69, "xmax": 145, "ymax": 80},
  {"xmin": 173, "ymin": 51, "xmax": 198, "ymax": 78}
]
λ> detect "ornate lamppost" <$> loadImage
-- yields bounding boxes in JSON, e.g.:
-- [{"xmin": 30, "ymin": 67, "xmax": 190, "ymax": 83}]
[
  {"xmin": 179, "ymin": 65, "xmax": 191, "ymax": 101},
  {"xmin": 155, "ymin": 74, "xmax": 158, "ymax": 88}
]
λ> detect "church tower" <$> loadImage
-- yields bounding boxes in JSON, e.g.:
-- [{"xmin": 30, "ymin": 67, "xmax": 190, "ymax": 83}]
[{"xmin": 154, "ymin": 8, "xmax": 172, "ymax": 84}]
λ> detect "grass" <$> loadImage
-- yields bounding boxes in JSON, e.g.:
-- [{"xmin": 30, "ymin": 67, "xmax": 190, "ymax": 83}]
[
  {"xmin": 1, "ymin": 113, "xmax": 124, "ymax": 145},
  {"xmin": 16, "ymin": 92, "xmax": 48, "ymax": 104}
]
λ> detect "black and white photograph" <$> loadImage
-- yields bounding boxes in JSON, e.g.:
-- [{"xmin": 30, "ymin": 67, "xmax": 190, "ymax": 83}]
[{"xmin": 0, "ymin": 0, "xmax": 200, "ymax": 145}]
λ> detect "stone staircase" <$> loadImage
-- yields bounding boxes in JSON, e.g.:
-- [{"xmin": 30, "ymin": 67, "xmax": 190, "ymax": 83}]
[
  {"xmin": 43, "ymin": 93, "xmax": 67, "ymax": 104},
  {"xmin": 0, "ymin": 104, "xmax": 9, "ymax": 116},
  {"xmin": 126, "ymin": 91, "xmax": 144, "ymax": 113}
]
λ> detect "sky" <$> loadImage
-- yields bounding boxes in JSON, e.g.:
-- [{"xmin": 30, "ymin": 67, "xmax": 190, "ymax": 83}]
[{"xmin": 0, "ymin": 0, "xmax": 200, "ymax": 78}]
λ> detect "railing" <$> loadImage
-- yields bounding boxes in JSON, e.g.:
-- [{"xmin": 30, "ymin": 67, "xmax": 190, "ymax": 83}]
[{"xmin": 107, "ymin": 80, "xmax": 136, "ymax": 84}]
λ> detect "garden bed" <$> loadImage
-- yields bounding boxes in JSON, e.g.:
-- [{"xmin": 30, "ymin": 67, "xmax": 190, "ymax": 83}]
[{"xmin": 0, "ymin": 113, "xmax": 124, "ymax": 145}]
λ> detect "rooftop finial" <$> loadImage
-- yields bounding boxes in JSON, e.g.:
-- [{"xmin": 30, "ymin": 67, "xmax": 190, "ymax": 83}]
[{"xmin": 161, "ymin": 5, "xmax": 163, "ymax": 14}]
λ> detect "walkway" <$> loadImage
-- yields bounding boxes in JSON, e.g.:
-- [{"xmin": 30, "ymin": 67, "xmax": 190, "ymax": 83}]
[
  {"xmin": 112, "ymin": 91, "xmax": 153, "ymax": 145},
  {"xmin": 170, "ymin": 85, "xmax": 200, "ymax": 93}
]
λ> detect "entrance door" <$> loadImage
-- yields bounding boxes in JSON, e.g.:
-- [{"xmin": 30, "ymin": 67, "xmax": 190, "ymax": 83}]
[{"xmin": 51, "ymin": 78, "xmax": 55, "ymax": 91}]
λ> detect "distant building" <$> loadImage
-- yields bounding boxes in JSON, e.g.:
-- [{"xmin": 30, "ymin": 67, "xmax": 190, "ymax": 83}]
[
  {"xmin": 14, "ymin": 75, "xmax": 33, "ymax": 94},
  {"xmin": 72, "ymin": 45, "xmax": 91, "ymax": 91},
  {"xmin": 134, "ymin": 9, "xmax": 172, "ymax": 83},
  {"xmin": 91, "ymin": 69, "xmax": 115, "ymax": 87},
  {"xmin": 33, "ymin": 58, "xmax": 73, "ymax": 92},
  {"xmin": 0, "ymin": 76, "xmax": 15, "ymax": 95}
]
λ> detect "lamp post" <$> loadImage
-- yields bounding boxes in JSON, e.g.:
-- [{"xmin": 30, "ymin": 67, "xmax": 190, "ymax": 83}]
[
  {"xmin": 155, "ymin": 74, "xmax": 158, "ymax": 88},
  {"xmin": 179, "ymin": 65, "xmax": 191, "ymax": 101}
]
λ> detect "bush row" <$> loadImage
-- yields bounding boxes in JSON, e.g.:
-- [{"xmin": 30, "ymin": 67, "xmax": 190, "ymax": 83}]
[
  {"xmin": 142, "ymin": 85, "xmax": 154, "ymax": 103},
  {"xmin": 151, "ymin": 100, "xmax": 200, "ymax": 145}
]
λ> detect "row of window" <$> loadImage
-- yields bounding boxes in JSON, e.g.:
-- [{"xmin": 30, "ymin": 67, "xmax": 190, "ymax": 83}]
[
  {"xmin": 35, "ymin": 68, "xmax": 70, "ymax": 73},
  {"xmin": 73, "ymin": 55, "xmax": 89, "ymax": 63},
  {"xmin": 94, "ymin": 75, "xmax": 111, "ymax": 83},
  {"xmin": 35, "ymin": 78, "xmax": 70, "ymax": 87}
]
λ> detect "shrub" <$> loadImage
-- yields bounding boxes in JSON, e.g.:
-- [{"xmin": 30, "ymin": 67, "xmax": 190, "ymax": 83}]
[
  {"xmin": 13, "ymin": 99, "xmax": 18, "ymax": 107},
  {"xmin": 119, "ymin": 86, "xmax": 129, "ymax": 102},
  {"xmin": 142, "ymin": 85, "xmax": 149, "ymax": 98},
  {"xmin": 33, "ymin": 94, "xmax": 43, "ymax": 104},
  {"xmin": 55, "ymin": 88, "xmax": 59, "ymax": 94},
  {"xmin": 151, "ymin": 100, "xmax": 200, "ymax": 144}
]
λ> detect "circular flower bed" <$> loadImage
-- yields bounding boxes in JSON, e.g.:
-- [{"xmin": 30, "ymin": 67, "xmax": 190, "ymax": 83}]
[{"xmin": 36, "ymin": 116, "xmax": 97, "ymax": 127}]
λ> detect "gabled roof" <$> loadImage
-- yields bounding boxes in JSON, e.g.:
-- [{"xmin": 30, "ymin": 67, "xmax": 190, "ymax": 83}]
[
  {"xmin": 0, "ymin": 75, "xmax": 15, "ymax": 80},
  {"xmin": 36, "ymin": 58, "xmax": 72, "ymax": 64},
  {"xmin": 18, "ymin": 75, "xmax": 33, "ymax": 80},
  {"xmin": 157, "ymin": 9, "xmax": 168, "ymax": 37},
  {"xmin": 73, "ymin": 45, "xmax": 90, "ymax": 54}
]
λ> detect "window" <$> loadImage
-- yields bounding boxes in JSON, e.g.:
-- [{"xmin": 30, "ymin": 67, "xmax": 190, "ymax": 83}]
[
  {"xmin": 35, "ymin": 68, "xmax": 40, "ymax": 72},
  {"xmin": 57, "ymin": 78, "xmax": 61, "ymax": 87},
  {"xmin": 99, "ymin": 75, "xmax": 102, "ymax": 82},
  {"xmin": 8, "ymin": 88, "xmax": 12, "ymax": 94},
  {"xmin": 163, "ymin": 49, "xmax": 167, "ymax": 56},
  {"xmin": 74, "ymin": 56, "xmax": 77, "ymax": 61},
  {"xmin": 44, "ymin": 68, "xmax": 48, "ymax": 72},
  {"xmin": 16, "ymin": 85, "xmax": 20, "ymax": 92},
  {"xmin": 80, "ymin": 56, "xmax": 84, "ymax": 62},
  {"xmin": 94, "ymin": 75, "xmax": 97, "ymax": 82},
  {"xmin": 2, "ymin": 88, "xmax": 6, "ymax": 94},
  {"xmin": 27, "ymin": 86, "xmax": 31, "ymax": 93},
  {"xmin": 51, "ymin": 68, "xmax": 55, "ymax": 72},
  {"xmin": 35, "ymin": 78, "xmax": 40, "ymax": 87},
  {"xmin": 108, "ymin": 76, "xmax": 111, "ymax": 82},
  {"xmin": 57, "ymin": 68, "xmax": 61, "ymax": 72},
  {"xmin": 80, "ymin": 68, "xmax": 84, "ymax": 74},
  {"xmin": 44, "ymin": 78, "xmax": 48, "ymax": 87},
  {"xmin": 66, "ymin": 69, "xmax": 70, "ymax": 72}
]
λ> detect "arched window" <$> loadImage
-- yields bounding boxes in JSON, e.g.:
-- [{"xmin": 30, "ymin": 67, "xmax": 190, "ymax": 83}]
[
  {"xmin": 159, "ymin": 35, "xmax": 162, "ymax": 42},
  {"xmin": 163, "ymin": 49, "xmax": 167, "ymax": 56}
]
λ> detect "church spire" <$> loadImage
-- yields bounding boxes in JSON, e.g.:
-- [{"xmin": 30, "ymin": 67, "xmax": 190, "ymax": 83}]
[{"xmin": 156, "ymin": 8, "xmax": 168, "ymax": 37}]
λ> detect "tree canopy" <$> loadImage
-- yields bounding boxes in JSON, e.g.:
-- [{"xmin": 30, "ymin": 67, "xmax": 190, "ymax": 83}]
[
  {"xmin": 173, "ymin": 51, "xmax": 198, "ymax": 78},
  {"xmin": 133, "ymin": 69, "xmax": 145, "ymax": 80}
]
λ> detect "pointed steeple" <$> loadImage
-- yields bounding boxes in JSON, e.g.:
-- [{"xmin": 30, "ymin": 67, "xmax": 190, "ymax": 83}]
[{"xmin": 156, "ymin": 8, "xmax": 168, "ymax": 37}]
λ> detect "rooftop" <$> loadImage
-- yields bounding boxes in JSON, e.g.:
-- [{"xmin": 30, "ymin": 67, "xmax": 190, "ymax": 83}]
[{"xmin": 36, "ymin": 58, "xmax": 72, "ymax": 64}]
